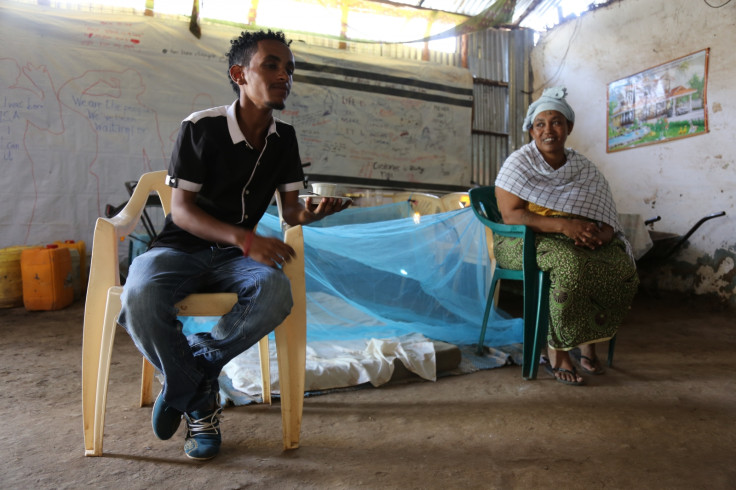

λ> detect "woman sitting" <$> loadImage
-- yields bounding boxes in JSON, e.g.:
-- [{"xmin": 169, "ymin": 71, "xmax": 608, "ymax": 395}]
[{"xmin": 494, "ymin": 87, "xmax": 639, "ymax": 385}]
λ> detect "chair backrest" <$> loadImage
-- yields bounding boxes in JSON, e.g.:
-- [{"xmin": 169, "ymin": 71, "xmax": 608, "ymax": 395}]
[
  {"xmin": 111, "ymin": 170, "xmax": 172, "ymax": 237},
  {"xmin": 469, "ymin": 185, "xmax": 540, "ymax": 265},
  {"xmin": 468, "ymin": 186, "xmax": 504, "ymax": 227}
]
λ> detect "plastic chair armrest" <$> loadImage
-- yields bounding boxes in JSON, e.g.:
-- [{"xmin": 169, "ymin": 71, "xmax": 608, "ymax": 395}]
[{"xmin": 488, "ymin": 222, "xmax": 527, "ymax": 237}]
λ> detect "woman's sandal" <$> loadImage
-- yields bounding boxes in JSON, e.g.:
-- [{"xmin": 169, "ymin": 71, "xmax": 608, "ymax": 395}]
[
  {"xmin": 543, "ymin": 358, "xmax": 585, "ymax": 386},
  {"xmin": 551, "ymin": 366, "xmax": 585, "ymax": 386},
  {"xmin": 572, "ymin": 351, "xmax": 605, "ymax": 375}
]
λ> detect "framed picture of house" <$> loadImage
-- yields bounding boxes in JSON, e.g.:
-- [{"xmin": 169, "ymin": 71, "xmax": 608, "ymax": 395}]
[{"xmin": 606, "ymin": 48, "xmax": 709, "ymax": 152}]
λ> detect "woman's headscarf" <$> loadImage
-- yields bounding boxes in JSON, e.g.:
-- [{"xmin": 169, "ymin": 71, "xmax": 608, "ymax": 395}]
[{"xmin": 522, "ymin": 86, "xmax": 575, "ymax": 131}]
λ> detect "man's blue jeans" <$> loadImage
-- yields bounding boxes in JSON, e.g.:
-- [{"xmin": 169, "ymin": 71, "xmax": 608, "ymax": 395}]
[{"xmin": 118, "ymin": 245, "xmax": 293, "ymax": 413}]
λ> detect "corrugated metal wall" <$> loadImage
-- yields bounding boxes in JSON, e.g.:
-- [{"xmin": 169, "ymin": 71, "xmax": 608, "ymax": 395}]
[
  {"xmin": 508, "ymin": 29, "xmax": 535, "ymax": 153},
  {"xmin": 294, "ymin": 27, "xmax": 534, "ymax": 189},
  {"xmin": 466, "ymin": 28, "xmax": 534, "ymax": 186}
]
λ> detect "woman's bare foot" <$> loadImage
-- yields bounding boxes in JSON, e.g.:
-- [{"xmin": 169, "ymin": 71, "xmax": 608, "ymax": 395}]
[{"xmin": 546, "ymin": 348, "xmax": 584, "ymax": 385}]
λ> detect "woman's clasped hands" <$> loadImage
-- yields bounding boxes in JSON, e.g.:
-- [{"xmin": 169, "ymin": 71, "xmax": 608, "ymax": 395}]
[{"xmin": 563, "ymin": 219, "xmax": 613, "ymax": 250}]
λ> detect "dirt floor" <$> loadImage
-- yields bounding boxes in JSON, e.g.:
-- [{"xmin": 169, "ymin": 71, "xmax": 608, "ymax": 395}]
[{"xmin": 1, "ymin": 291, "xmax": 735, "ymax": 489}]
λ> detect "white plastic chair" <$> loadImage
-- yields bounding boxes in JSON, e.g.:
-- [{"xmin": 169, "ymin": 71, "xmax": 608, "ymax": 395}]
[
  {"xmin": 391, "ymin": 191, "xmax": 444, "ymax": 216},
  {"xmin": 440, "ymin": 192, "xmax": 470, "ymax": 212},
  {"xmin": 81, "ymin": 170, "xmax": 306, "ymax": 456}
]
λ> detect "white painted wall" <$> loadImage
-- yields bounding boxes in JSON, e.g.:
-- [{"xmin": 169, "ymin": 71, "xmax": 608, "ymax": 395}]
[{"xmin": 530, "ymin": 0, "xmax": 736, "ymax": 306}]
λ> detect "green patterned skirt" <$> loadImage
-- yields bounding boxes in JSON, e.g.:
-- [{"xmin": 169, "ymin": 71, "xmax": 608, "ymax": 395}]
[{"xmin": 493, "ymin": 233, "xmax": 639, "ymax": 350}]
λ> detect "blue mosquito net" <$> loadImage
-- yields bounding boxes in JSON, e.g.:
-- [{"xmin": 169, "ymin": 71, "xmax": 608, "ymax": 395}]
[{"xmin": 218, "ymin": 201, "xmax": 523, "ymax": 347}]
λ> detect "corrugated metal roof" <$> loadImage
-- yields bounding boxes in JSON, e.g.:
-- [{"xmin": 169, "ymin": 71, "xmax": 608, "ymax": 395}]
[
  {"xmin": 368, "ymin": 0, "xmax": 615, "ymax": 31},
  {"xmin": 371, "ymin": 0, "xmax": 515, "ymax": 17},
  {"xmin": 419, "ymin": 0, "xmax": 499, "ymax": 17}
]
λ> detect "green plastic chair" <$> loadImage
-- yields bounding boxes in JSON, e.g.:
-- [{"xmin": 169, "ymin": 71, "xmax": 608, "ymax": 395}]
[
  {"xmin": 469, "ymin": 186, "xmax": 550, "ymax": 380},
  {"xmin": 469, "ymin": 186, "xmax": 617, "ymax": 379}
]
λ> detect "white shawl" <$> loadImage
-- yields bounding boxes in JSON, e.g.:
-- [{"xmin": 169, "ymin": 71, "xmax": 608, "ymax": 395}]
[{"xmin": 495, "ymin": 142, "xmax": 632, "ymax": 254}]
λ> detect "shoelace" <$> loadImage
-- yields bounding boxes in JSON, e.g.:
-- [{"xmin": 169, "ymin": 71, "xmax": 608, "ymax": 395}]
[{"xmin": 186, "ymin": 407, "xmax": 223, "ymax": 437}]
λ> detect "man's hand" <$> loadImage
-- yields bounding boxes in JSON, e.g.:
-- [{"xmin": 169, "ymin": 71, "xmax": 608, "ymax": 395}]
[
  {"xmin": 302, "ymin": 196, "xmax": 351, "ymax": 218},
  {"xmin": 280, "ymin": 190, "xmax": 350, "ymax": 227},
  {"xmin": 246, "ymin": 234, "xmax": 296, "ymax": 268}
]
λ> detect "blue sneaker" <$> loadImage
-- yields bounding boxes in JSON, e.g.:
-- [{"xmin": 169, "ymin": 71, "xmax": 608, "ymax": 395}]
[
  {"xmin": 151, "ymin": 390, "xmax": 183, "ymax": 440},
  {"xmin": 183, "ymin": 405, "xmax": 222, "ymax": 460}
]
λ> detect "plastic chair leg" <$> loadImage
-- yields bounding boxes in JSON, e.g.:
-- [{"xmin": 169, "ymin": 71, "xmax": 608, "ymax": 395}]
[
  {"xmin": 140, "ymin": 359, "xmax": 155, "ymax": 407},
  {"xmin": 525, "ymin": 271, "xmax": 550, "ymax": 380},
  {"xmin": 477, "ymin": 275, "xmax": 500, "ymax": 355},
  {"xmin": 274, "ymin": 318, "xmax": 306, "ymax": 450},
  {"xmin": 84, "ymin": 288, "xmax": 122, "ymax": 456},
  {"xmin": 520, "ymin": 278, "xmax": 539, "ymax": 379},
  {"xmin": 275, "ymin": 225, "xmax": 306, "ymax": 450},
  {"xmin": 82, "ymin": 300, "xmax": 105, "ymax": 455},
  {"xmin": 607, "ymin": 334, "xmax": 617, "ymax": 367},
  {"xmin": 258, "ymin": 337, "xmax": 271, "ymax": 405}
]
